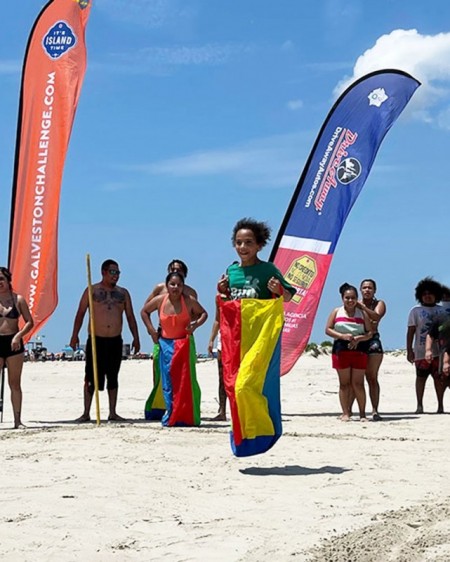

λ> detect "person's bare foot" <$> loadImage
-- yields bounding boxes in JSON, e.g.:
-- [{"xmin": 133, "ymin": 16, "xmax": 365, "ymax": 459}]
[
  {"xmin": 415, "ymin": 406, "xmax": 424, "ymax": 414},
  {"xmin": 108, "ymin": 414, "xmax": 127, "ymax": 422},
  {"xmin": 437, "ymin": 407, "xmax": 444, "ymax": 414},
  {"xmin": 75, "ymin": 414, "xmax": 91, "ymax": 423},
  {"xmin": 211, "ymin": 413, "xmax": 226, "ymax": 421},
  {"xmin": 13, "ymin": 423, "xmax": 27, "ymax": 429},
  {"xmin": 339, "ymin": 414, "xmax": 350, "ymax": 422},
  {"xmin": 360, "ymin": 417, "xmax": 368, "ymax": 422}
]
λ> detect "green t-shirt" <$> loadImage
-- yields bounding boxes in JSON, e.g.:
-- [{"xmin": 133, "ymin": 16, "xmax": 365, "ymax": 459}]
[{"xmin": 227, "ymin": 261, "xmax": 296, "ymax": 300}]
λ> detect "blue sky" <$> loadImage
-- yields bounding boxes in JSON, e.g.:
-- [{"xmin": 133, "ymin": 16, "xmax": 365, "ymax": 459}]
[{"xmin": 1, "ymin": 0, "xmax": 450, "ymax": 355}]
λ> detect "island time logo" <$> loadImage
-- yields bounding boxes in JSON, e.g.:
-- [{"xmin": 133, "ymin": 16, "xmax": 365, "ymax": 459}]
[{"xmin": 42, "ymin": 22, "xmax": 77, "ymax": 59}]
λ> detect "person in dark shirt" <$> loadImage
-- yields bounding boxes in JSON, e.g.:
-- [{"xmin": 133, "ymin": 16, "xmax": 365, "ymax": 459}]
[{"xmin": 425, "ymin": 315, "xmax": 450, "ymax": 412}]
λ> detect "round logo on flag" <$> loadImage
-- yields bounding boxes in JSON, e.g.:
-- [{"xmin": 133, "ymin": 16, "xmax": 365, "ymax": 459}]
[
  {"xmin": 337, "ymin": 157, "xmax": 361, "ymax": 184},
  {"xmin": 42, "ymin": 22, "xmax": 77, "ymax": 60}
]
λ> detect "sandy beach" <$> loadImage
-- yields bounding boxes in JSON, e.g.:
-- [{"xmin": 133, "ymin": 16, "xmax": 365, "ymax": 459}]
[{"xmin": 2, "ymin": 353, "xmax": 450, "ymax": 561}]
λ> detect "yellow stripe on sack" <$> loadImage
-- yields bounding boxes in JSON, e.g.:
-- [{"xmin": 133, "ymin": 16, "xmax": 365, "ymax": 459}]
[
  {"xmin": 236, "ymin": 298, "xmax": 284, "ymax": 440},
  {"xmin": 152, "ymin": 344, "xmax": 166, "ymax": 410}
]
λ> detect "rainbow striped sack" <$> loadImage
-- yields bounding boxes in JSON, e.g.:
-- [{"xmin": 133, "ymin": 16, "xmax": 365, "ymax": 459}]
[
  {"xmin": 220, "ymin": 298, "xmax": 284, "ymax": 456},
  {"xmin": 146, "ymin": 336, "xmax": 201, "ymax": 427}
]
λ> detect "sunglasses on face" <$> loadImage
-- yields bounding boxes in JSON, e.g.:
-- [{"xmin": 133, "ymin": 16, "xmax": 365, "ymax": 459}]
[{"xmin": 108, "ymin": 269, "xmax": 121, "ymax": 275}]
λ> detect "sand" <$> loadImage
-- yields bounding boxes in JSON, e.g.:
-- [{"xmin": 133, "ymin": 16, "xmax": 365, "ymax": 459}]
[{"xmin": 2, "ymin": 353, "xmax": 450, "ymax": 561}]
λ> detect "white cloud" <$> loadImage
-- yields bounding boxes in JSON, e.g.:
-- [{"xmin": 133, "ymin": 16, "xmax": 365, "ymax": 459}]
[
  {"xmin": 0, "ymin": 60, "xmax": 21, "ymax": 75},
  {"xmin": 287, "ymin": 99, "xmax": 303, "ymax": 111},
  {"xmin": 97, "ymin": 43, "xmax": 253, "ymax": 74},
  {"xmin": 437, "ymin": 106, "xmax": 450, "ymax": 130},
  {"xmin": 334, "ymin": 29, "xmax": 450, "ymax": 128},
  {"xmin": 118, "ymin": 43, "xmax": 250, "ymax": 67},
  {"xmin": 306, "ymin": 61, "xmax": 353, "ymax": 72},
  {"xmin": 95, "ymin": 0, "xmax": 187, "ymax": 29},
  {"xmin": 324, "ymin": 0, "xmax": 362, "ymax": 27},
  {"xmin": 121, "ymin": 132, "xmax": 312, "ymax": 189},
  {"xmin": 120, "ymin": 130, "xmax": 410, "ymax": 190},
  {"xmin": 101, "ymin": 182, "xmax": 134, "ymax": 192},
  {"xmin": 281, "ymin": 40, "xmax": 295, "ymax": 52}
]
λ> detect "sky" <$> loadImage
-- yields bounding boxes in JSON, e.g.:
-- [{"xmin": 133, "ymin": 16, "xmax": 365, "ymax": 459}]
[{"xmin": 1, "ymin": 0, "xmax": 450, "ymax": 356}]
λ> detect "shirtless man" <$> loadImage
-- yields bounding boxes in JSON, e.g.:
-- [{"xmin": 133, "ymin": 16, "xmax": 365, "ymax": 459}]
[
  {"xmin": 144, "ymin": 259, "xmax": 197, "ymax": 304},
  {"xmin": 70, "ymin": 259, "xmax": 140, "ymax": 422}
]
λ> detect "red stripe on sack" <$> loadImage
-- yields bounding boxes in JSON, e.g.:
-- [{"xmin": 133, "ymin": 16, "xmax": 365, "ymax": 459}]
[{"xmin": 219, "ymin": 300, "xmax": 243, "ymax": 445}]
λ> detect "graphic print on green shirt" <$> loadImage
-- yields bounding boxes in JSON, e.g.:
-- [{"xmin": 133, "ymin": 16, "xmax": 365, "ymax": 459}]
[{"xmin": 227, "ymin": 261, "xmax": 296, "ymax": 300}]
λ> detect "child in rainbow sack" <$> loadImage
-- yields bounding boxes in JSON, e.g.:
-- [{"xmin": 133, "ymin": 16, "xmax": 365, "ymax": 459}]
[{"xmin": 216, "ymin": 218, "xmax": 295, "ymax": 456}]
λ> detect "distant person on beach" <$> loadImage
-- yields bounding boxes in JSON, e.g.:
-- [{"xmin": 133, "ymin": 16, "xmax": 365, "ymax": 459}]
[
  {"xmin": 144, "ymin": 260, "xmax": 198, "ymax": 305},
  {"xmin": 425, "ymin": 316, "xmax": 450, "ymax": 395},
  {"xmin": 325, "ymin": 283, "xmax": 372, "ymax": 422},
  {"xmin": 141, "ymin": 271, "xmax": 207, "ymax": 426},
  {"xmin": 354, "ymin": 279, "xmax": 386, "ymax": 421},
  {"xmin": 406, "ymin": 277, "xmax": 445, "ymax": 414},
  {"xmin": 0, "ymin": 267, "xmax": 34, "ymax": 429},
  {"xmin": 425, "ymin": 285, "xmax": 450, "ymax": 411},
  {"xmin": 207, "ymin": 301, "xmax": 226, "ymax": 421},
  {"xmin": 70, "ymin": 259, "xmax": 140, "ymax": 422}
]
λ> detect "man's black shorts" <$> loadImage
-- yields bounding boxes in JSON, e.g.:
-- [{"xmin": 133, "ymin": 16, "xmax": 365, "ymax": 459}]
[{"xmin": 85, "ymin": 335, "xmax": 122, "ymax": 392}]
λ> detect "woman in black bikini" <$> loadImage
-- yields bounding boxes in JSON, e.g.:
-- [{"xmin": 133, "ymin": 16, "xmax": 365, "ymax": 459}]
[
  {"xmin": 356, "ymin": 279, "xmax": 386, "ymax": 421},
  {"xmin": 0, "ymin": 267, "xmax": 33, "ymax": 428}
]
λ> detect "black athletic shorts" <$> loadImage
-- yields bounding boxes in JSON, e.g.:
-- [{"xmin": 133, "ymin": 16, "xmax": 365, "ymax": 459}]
[
  {"xmin": 84, "ymin": 335, "xmax": 122, "ymax": 392},
  {"xmin": 0, "ymin": 334, "xmax": 25, "ymax": 359},
  {"xmin": 366, "ymin": 334, "xmax": 384, "ymax": 355}
]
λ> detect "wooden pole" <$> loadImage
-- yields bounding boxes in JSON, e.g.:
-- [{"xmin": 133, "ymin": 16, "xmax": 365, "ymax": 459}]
[{"xmin": 86, "ymin": 254, "xmax": 101, "ymax": 426}]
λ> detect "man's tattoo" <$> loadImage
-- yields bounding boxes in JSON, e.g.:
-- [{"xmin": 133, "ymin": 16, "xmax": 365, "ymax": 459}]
[{"xmin": 93, "ymin": 288, "xmax": 125, "ymax": 309}]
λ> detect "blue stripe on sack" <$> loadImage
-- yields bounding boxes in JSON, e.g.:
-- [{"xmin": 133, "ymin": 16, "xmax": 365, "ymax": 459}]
[
  {"xmin": 230, "ymin": 335, "xmax": 282, "ymax": 457},
  {"xmin": 159, "ymin": 338, "xmax": 175, "ymax": 427},
  {"xmin": 262, "ymin": 335, "xmax": 282, "ymax": 438},
  {"xmin": 231, "ymin": 434, "xmax": 280, "ymax": 457},
  {"xmin": 145, "ymin": 409, "xmax": 165, "ymax": 421}
]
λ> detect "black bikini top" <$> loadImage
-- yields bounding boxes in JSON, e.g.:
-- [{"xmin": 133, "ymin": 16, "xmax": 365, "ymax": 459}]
[{"xmin": 0, "ymin": 296, "xmax": 20, "ymax": 319}]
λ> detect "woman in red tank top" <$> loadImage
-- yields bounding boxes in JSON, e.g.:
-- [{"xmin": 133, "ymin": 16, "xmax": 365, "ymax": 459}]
[
  {"xmin": 141, "ymin": 272, "xmax": 208, "ymax": 427},
  {"xmin": 159, "ymin": 290, "xmax": 192, "ymax": 339},
  {"xmin": 141, "ymin": 272, "xmax": 207, "ymax": 343}
]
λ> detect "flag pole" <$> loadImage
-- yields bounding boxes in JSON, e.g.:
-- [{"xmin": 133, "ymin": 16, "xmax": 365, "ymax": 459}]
[
  {"xmin": 86, "ymin": 254, "xmax": 101, "ymax": 426},
  {"xmin": 0, "ymin": 366, "xmax": 5, "ymax": 423}
]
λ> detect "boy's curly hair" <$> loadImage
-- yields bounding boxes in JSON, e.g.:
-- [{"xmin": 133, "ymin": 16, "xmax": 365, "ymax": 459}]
[{"xmin": 232, "ymin": 218, "xmax": 271, "ymax": 247}]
